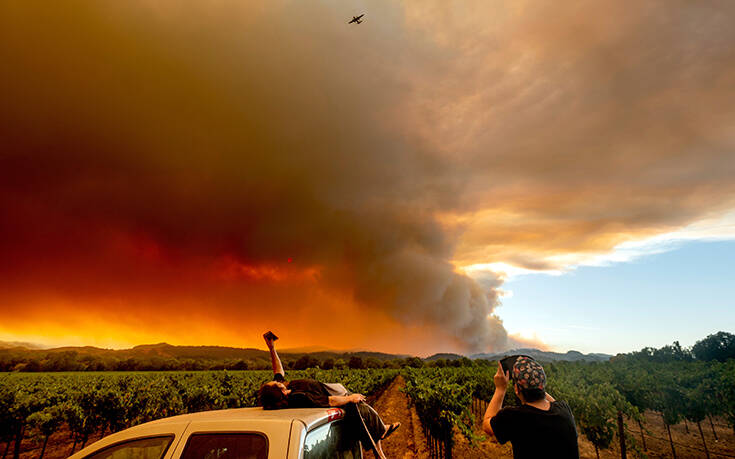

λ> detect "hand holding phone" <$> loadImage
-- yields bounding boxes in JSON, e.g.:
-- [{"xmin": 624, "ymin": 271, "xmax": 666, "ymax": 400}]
[{"xmin": 499, "ymin": 354, "xmax": 533, "ymax": 375}]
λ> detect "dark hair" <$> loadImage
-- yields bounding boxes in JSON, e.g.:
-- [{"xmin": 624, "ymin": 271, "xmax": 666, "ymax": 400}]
[
  {"xmin": 259, "ymin": 383, "xmax": 289, "ymax": 410},
  {"xmin": 520, "ymin": 387, "xmax": 546, "ymax": 403}
]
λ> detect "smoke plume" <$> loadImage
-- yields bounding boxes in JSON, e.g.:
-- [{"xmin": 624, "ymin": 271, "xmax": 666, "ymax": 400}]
[{"xmin": 2, "ymin": 0, "xmax": 734, "ymax": 353}]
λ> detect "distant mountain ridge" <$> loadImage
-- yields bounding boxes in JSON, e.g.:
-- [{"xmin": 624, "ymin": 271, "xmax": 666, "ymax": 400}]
[
  {"xmin": 424, "ymin": 353, "xmax": 467, "ymax": 361},
  {"xmin": 469, "ymin": 348, "xmax": 611, "ymax": 362},
  {"xmin": 0, "ymin": 341, "xmax": 407, "ymax": 362},
  {"xmin": 0, "ymin": 341, "xmax": 609, "ymax": 367},
  {"xmin": 113, "ymin": 342, "xmax": 407, "ymax": 361},
  {"xmin": 0, "ymin": 340, "xmax": 45, "ymax": 350}
]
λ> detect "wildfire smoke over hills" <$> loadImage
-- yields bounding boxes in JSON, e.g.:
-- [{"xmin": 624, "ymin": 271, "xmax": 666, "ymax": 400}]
[{"xmin": 1, "ymin": 0, "xmax": 734, "ymax": 354}]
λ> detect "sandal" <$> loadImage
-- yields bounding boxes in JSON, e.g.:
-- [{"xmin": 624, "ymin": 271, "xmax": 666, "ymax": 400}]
[{"xmin": 381, "ymin": 422, "xmax": 401, "ymax": 440}]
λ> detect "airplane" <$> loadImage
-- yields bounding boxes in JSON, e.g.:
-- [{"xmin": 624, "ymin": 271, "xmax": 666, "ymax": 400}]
[{"xmin": 348, "ymin": 14, "xmax": 364, "ymax": 24}]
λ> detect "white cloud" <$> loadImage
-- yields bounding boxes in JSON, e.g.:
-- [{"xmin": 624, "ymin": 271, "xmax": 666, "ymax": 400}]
[{"xmin": 464, "ymin": 210, "xmax": 735, "ymax": 281}]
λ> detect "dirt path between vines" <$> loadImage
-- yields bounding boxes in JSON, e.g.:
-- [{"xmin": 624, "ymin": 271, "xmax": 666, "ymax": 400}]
[
  {"xmin": 369, "ymin": 375, "xmax": 511, "ymax": 459},
  {"xmin": 371, "ymin": 376, "xmax": 512, "ymax": 459},
  {"xmin": 370, "ymin": 375, "xmax": 429, "ymax": 459}
]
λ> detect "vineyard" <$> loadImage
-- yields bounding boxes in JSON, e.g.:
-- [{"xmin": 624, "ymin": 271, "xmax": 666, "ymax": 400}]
[
  {"xmin": 1, "ymin": 359, "xmax": 735, "ymax": 458},
  {"xmin": 0, "ymin": 369, "xmax": 396, "ymax": 459},
  {"xmin": 401, "ymin": 359, "xmax": 735, "ymax": 458}
]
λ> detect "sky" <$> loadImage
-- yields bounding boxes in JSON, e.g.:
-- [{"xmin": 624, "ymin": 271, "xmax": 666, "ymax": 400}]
[
  {"xmin": 496, "ymin": 239, "xmax": 735, "ymax": 355},
  {"xmin": 1, "ymin": 0, "xmax": 734, "ymax": 356}
]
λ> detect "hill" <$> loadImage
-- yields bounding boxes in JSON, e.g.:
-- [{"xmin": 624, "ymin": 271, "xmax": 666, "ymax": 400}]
[
  {"xmin": 0, "ymin": 340, "xmax": 45, "ymax": 350},
  {"xmin": 470, "ymin": 348, "xmax": 611, "ymax": 362},
  {"xmin": 0, "ymin": 341, "xmax": 411, "ymax": 372},
  {"xmin": 424, "ymin": 353, "xmax": 465, "ymax": 361},
  {"xmin": 0, "ymin": 341, "xmax": 612, "ymax": 371}
]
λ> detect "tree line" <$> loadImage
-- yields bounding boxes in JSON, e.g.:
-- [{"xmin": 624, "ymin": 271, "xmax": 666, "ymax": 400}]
[
  {"xmin": 3, "ymin": 331, "xmax": 732, "ymax": 373},
  {"xmin": 0, "ymin": 349, "xmax": 474, "ymax": 373}
]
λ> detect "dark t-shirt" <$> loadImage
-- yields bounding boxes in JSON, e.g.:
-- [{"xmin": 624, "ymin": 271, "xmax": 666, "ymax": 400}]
[
  {"xmin": 490, "ymin": 400, "xmax": 579, "ymax": 459},
  {"xmin": 273, "ymin": 374, "xmax": 331, "ymax": 408}
]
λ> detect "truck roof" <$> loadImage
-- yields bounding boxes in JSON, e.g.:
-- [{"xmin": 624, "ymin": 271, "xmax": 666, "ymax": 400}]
[
  {"xmin": 70, "ymin": 407, "xmax": 351, "ymax": 459},
  {"xmin": 141, "ymin": 407, "xmax": 344, "ymax": 431}
]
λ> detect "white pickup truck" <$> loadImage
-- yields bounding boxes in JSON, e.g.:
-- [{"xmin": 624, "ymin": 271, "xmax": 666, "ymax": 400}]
[{"xmin": 68, "ymin": 407, "xmax": 363, "ymax": 459}]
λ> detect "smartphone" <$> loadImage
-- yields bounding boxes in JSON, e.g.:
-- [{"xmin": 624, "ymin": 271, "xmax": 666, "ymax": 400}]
[
  {"xmin": 499, "ymin": 354, "xmax": 533, "ymax": 374},
  {"xmin": 263, "ymin": 331, "xmax": 279, "ymax": 341}
]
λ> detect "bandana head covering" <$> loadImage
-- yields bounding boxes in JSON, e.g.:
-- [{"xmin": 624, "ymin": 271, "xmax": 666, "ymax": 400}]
[{"xmin": 512, "ymin": 356, "xmax": 546, "ymax": 391}]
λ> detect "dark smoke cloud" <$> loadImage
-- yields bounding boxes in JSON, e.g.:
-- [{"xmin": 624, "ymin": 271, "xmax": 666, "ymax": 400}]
[
  {"xmin": 0, "ymin": 0, "xmax": 507, "ymax": 352},
  {"xmin": 2, "ymin": 0, "xmax": 734, "ymax": 352}
]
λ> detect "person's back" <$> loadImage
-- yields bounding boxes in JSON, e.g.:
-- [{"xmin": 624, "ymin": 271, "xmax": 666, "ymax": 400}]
[
  {"xmin": 490, "ymin": 399, "xmax": 579, "ymax": 458},
  {"xmin": 483, "ymin": 356, "xmax": 579, "ymax": 459}
]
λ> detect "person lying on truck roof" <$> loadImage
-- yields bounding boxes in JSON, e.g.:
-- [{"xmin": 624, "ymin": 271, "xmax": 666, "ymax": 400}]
[
  {"xmin": 258, "ymin": 332, "xmax": 400, "ymax": 459},
  {"xmin": 483, "ymin": 356, "xmax": 579, "ymax": 459}
]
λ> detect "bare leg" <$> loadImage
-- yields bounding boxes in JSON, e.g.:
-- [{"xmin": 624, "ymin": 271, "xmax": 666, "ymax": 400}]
[{"xmin": 372, "ymin": 440, "xmax": 386, "ymax": 459}]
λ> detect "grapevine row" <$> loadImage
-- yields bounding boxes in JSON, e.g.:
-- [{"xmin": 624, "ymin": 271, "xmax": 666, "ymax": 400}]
[
  {"xmin": 0, "ymin": 368, "xmax": 397, "ymax": 459},
  {"xmin": 401, "ymin": 360, "xmax": 735, "ymax": 458}
]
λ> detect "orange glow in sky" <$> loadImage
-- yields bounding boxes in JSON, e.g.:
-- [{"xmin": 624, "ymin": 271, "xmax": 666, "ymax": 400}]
[{"xmin": 2, "ymin": 0, "xmax": 734, "ymax": 354}]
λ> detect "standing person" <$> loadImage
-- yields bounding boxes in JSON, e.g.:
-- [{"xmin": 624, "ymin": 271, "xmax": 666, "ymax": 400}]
[
  {"xmin": 482, "ymin": 356, "xmax": 579, "ymax": 458},
  {"xmin": 258, "ymin": 332, "xmax": 400, "ymax": 458}
]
